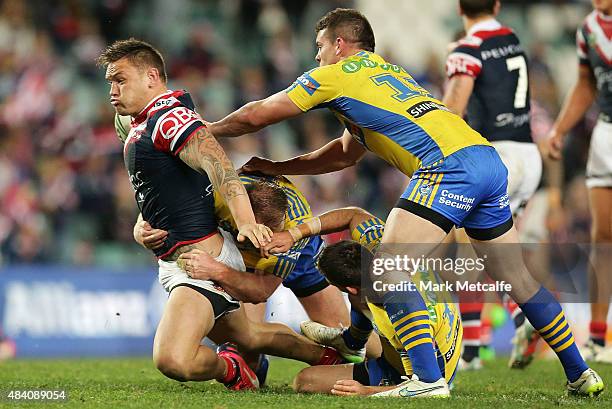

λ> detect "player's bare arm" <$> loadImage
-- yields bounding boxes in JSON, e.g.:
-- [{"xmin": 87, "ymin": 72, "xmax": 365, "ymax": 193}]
[
  {"xmin": 331, "ymin": 379, "xmax": 396, "ymax": 397},
  {"xmin": 209, "ymin": 91, "xmax": 303, "ymax": 138},
  {"xmin": 442, "ymin": 74, "xmax": 475, "ymax": 116},
  {"xmin": 177, "ymin": 249, "xmax": 282, "ymax": 303},
  {"xmin": 265, "ymin": 207, "xmax": 375, "ymax": 254},
  {"xmin": 547, "ymin": 64, "xmax": 597, "ymax": 159},
  {"xmin": 242, "ymin": 130, "xmax": 366, "ymax": 176},
  {"xmin": 179, "ymin": 126, "xmax": 272, "ymax": 248}
]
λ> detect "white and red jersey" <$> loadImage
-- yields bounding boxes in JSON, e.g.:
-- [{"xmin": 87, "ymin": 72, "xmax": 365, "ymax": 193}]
[
  {"xmin": 577, "ymin": 10, "xmax": 612, "ymax": 119},
  {"xmin": 446, "ymin": 19, "xmax": 531, "ymax": 143},
  {"xmin": 124, "ymin": 90, "xmax": 217, "ymax": 259}
]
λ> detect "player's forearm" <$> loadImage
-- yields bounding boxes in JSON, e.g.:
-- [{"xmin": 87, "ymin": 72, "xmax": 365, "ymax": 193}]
[
  {"xmin": 442, "ymin": 75, "xmax": 473, "ymax": 116},
  {"xmin": 552, "ymin": 72, "xmax": 596, "ymax": 135},
  {"xmin": 289, "ymin": 207, "xmax": 370, "ymax": 242},
  {"xmin": 272, "ymin": 139, "xmax": 358, "ymax": 175},
  {"xmin": 209, "ymin": 100, "xmax": 266, "ymax": 138},
  {"xmin": 215, "ymin": 266, "xmax": 280, "ymax": 303}
]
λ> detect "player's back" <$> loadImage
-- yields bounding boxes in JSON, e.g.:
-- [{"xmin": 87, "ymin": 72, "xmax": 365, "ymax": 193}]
[
  {"xmin": 447, "ymin": 21, "xmax": 531, "ymax": 142},
  {"xmin": 286, "ymin": 52, "xmax": 489, "ymax": 176}
]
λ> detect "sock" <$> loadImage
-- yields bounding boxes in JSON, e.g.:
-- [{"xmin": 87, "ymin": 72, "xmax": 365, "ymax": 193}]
[
  {"xmin": 342, "ymin": 307, "xmax": 373, "ymax": 350},
  {"xmin": 590, "ymin": 321, "xmax": 607, "ymax": 347},
  {"xmin": 383, "ymin": 291, "xmax": 441, "ymax": 383},
  {"xmin": 519, "ymin": 286, "xmax": 587, "ymax": 382},
  {"xmin": 219, "ymin": 355, "xmax": 238, "ymax": 384},
  {"xmin": 460, "ymin": 302, "xmax": 482, "ymax": 362}
]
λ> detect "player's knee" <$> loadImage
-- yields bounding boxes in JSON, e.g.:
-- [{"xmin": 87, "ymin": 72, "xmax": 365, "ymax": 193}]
[
  {"xmin": 154, "ymin": 352, "xmax": 193, "ymax": 382},
  {"xmin": 292, "ymin": 367, "xmax": 320, "ymax": 393}
]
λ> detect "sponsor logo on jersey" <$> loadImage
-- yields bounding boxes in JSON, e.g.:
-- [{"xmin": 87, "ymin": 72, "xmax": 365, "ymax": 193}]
[
  {"xmin": 407, "ymin": 101, "xmax": 446, "ymax": 119},
  {"xmin": 498, "ymin": 193, "xmax": 510, "ymax": 209},
  {"xmin": 494, "ymin": 112, "xmax": 530, "ymax": 128}
]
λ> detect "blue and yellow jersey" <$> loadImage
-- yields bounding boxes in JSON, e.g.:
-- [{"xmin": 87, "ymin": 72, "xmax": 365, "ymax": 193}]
[
  {"xmin": 214, "ymin": 174, "xmax": 318, "ymax": 279},
  {"xmin": 286, "ymin": 52, "xmax": 490, "ymax": 177},
  {"xmin": 351, "ymin": 217, "xmax": 462, "ymax": 383}
]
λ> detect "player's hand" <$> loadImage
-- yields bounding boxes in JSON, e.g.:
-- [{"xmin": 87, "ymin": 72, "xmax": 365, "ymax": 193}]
[
  {"xmin": 545, "ymin": 203, "xmax": 567, "ymax": 239},
  {"xmin": 237, "ymin": 223, "xmax": 273, "ymax": 257},
  {"xmin": 264, "ymin": 231, "xmax": 295, "ymax": 254},
  {"xmin": 240, "ymin": 156, "xmax": 281, "ymax": 176},
  {"xmin": 331, "ymin": 379, "xmax": 371, "ymax": 396},
  {"xmin": 133, "ymin": 220, "xmax": 168, "ymax": 250},
  {"xmin": 177, "ymin": 249, "xmax": 224, "ymax": 280},
  {"xmin": 546, "ymin": 129, "xmax": 564, "ymax": 160}
]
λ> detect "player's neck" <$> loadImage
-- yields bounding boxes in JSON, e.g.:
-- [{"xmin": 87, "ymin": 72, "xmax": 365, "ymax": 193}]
[
  {"xmin": 134, "ymin": 87, "xmax": 170, "ymax": 118},
  {"xmin": 463, "ymin": 15, "xmax": 496, "ymax": 34},
  {"xmin": 597, "ymin": 8, "xmax": 612, "ymax": 17}
]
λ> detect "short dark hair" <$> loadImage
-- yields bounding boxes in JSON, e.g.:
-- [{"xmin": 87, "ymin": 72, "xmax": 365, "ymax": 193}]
[
  {"xmin": 97, "ymin": 38, "xmax": 167, "ymax": 83},
  {"xmin": 318, "ymin": 240, "xmax": 373, "ymax": 288},
  {"xmin": 245, "ymin": 181, "xmax": 288, "ymax": 231},
  {"xmin": 459, "ymin": 0, "xmax": 497, "ymax": 18},
  {"xmin": 315, "ymin": 8, "xmax": 375, "ymax": 52}
]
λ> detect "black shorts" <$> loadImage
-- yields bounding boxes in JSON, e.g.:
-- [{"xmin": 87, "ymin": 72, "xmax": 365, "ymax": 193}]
[{"xmin": 172, "ymin": 284, "xmax": 240, "ymax": 319}]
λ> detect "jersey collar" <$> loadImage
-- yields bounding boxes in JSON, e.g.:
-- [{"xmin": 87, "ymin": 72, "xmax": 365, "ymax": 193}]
[
  {"xmin": 132, "ymin": 90, "xmax": 173, "ymax": 126},
  {"xmin": 597, "ymin": 10, "xmax": 612, "ymax": 22},
  {"xmin": 467, "ymin": 18, "xmax": 502, "ymax": 36}
]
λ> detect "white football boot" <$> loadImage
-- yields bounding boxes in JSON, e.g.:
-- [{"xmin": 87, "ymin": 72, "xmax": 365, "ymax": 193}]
[{"xmin": 300, "ymin": 320, "xmax": 365, "ymax": 363}]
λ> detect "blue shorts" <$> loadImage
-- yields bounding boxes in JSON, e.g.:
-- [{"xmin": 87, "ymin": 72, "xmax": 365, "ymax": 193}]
[
  {"xmin": 353, "ymin": 356, "xmax": 403, "ymax": 386},
  {"xmin": 282, "ymin": 236, "xmax": 329, "ymax": 298},
  {"xmin": 399, "ymin": 145, "xmax": 513, "ymax": 239}
]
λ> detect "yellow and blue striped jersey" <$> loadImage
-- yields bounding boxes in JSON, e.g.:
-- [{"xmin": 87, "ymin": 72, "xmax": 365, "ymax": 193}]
[
  {"xmin": 351, "ymin": 217, "xmax": 462, "ymax": 382},
  {"xmin": 286, "ymin": 52, "xmax": 490, "ymax": 176},
  {"xmin": 214, "ymin": 174, "xmax": 316, "ymax": 279}
]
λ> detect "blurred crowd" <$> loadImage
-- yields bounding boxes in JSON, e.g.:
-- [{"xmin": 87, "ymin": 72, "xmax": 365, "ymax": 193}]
[{"xmin": 0, "ymin": 0, "xmax": 597, "ymax": 266}]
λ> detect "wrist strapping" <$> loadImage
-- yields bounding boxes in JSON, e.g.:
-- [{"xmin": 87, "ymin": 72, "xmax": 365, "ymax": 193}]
[{"xmin": 288, "ymin": 217, "xmax": 321, "ymax": 242}]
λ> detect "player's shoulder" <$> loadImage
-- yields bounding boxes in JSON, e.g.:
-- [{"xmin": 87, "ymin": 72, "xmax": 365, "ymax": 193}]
[
  {"xmin": 581, "ymin": 9, "xmax": 598, "ymax": 31},
  {"xmin": 146, "ymin": 90, "xmax": 198, "ymax": 123}
]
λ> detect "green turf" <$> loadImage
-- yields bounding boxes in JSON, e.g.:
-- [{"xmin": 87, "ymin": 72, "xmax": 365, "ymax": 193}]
[{"xmin": 1, "ymin": 357, "xmax": 610, "ymax": 408}]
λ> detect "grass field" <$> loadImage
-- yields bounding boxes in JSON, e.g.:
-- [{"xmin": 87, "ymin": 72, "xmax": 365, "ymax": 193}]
[{"xmin": 2, "ymin": 357, "xmax": 611, "ymax": 408}]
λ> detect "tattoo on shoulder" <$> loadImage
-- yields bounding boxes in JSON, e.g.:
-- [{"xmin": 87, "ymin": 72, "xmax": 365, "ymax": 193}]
[{"xmin": 179, "ymin": 127, "xmax": 246, "ymax": 200}]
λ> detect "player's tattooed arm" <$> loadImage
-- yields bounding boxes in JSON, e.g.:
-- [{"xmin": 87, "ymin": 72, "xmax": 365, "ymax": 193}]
[
  {"xmin": 179, "ymin": 126, "xmax": 272, "ymax": 249},
  {"xmin": 179, "ymin": 126, "xmax": 245, "ymax": 200}
]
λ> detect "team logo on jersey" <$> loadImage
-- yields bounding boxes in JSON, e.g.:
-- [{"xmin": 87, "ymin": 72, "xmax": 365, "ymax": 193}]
[{"xmin": 419, "ymin": 183, "xmax": 432, "ymax": 196}]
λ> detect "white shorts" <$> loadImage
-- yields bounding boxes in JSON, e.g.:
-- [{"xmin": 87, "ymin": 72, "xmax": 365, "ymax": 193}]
[
  {"xmin": 586, "ymin": 119, "xmax": 612, "ymax": 188},
  {"xmin": 158, "ymin": 229, "xmax": 245, "ymax": 319},
  {"xmin": 492, "ymin": 140, "xmax": 542, "ymax": 216}
]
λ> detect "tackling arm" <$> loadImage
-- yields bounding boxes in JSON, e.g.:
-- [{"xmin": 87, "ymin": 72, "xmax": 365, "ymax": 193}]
[
  {"xmin": 265, "ymin": 206, "xmax": 376, "ymax": 254},
  {"xmin": 209, "ymin": 91, "xmax": 303, "ymax": 138},
  {"xmin": 242, "ymin": 130, "xmax": 366, "ymax": 176},
  {"xmin": 177, "ymin": 249, "xmax": 281, "ymax": 303}
]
